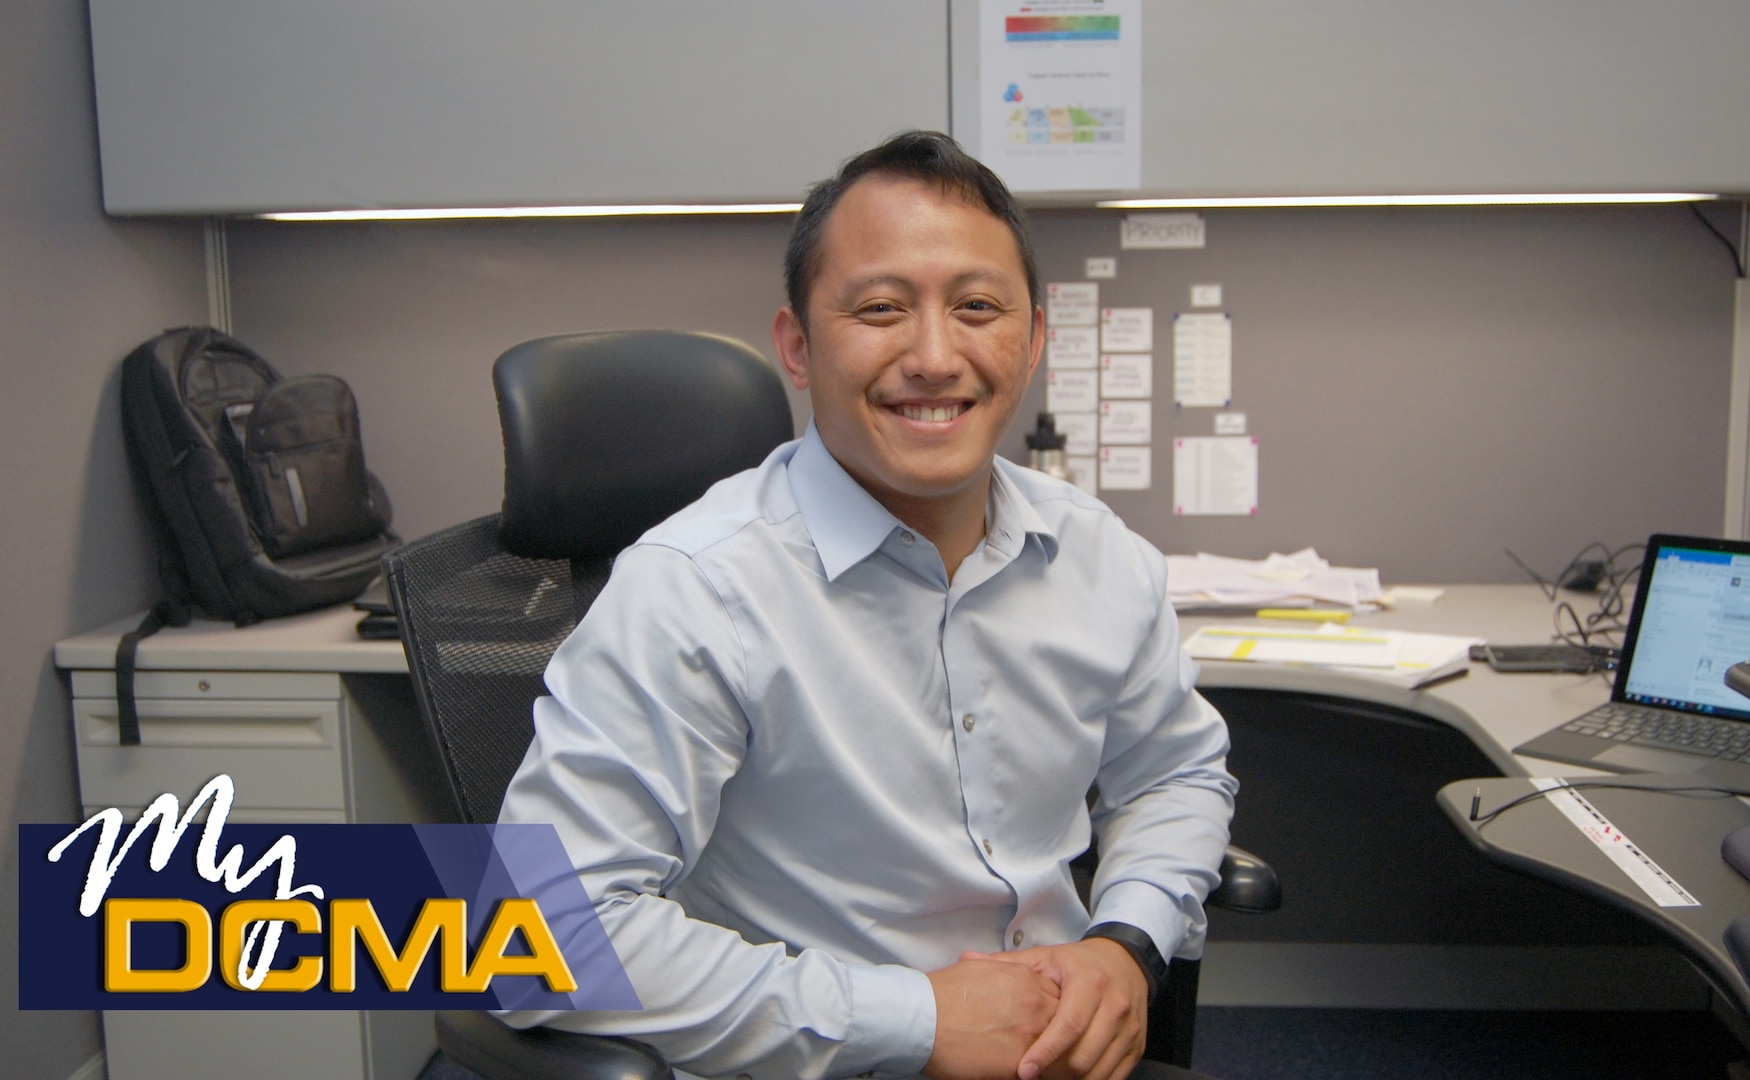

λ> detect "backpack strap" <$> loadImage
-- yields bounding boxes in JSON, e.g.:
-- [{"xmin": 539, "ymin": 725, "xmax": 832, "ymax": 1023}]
[{"xmin": 113, "ymin": 595, "xmax": 191, "ymax": 747}]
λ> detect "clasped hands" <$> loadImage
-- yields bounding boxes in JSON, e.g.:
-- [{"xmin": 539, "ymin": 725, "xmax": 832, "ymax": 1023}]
[{"xmin": 922, "ymin": 937, "xmax": 1148, "ymax": 1080}]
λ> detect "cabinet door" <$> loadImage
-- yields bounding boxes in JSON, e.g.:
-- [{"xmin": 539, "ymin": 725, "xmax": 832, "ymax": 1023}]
[{"xmin": 90, "ymin": 0, "xmax": 950, "ymax": 214}]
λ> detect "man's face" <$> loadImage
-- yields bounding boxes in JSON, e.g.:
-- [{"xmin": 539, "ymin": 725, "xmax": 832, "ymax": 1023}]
[{"xmin": 773, "ymin": 174, "xmax": 1043, "ymax": 518}]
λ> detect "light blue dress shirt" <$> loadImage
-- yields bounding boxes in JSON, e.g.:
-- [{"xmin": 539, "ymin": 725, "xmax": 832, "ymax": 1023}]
[{"xmin": 498, "ymin": 424, "xmax": 1236, "ymax": 1079}]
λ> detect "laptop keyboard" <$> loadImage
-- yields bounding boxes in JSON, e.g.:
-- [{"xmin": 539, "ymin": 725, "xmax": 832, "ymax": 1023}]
[{"xmin": 1564, "ymin": 703, "xmax": 1750, "ymax": 762}]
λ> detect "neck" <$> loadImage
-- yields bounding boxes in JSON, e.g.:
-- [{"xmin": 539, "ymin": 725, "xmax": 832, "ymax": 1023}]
[{"xmin": 872, "ymin": 469, "xmax": 992, "ymax": 582}]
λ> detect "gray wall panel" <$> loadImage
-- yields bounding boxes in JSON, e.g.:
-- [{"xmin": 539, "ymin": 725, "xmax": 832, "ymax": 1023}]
[
  {"xmin": 1, "ymin": 1, "xmax": 207, "ymax": 1076},
  {"xmin": 1004, "ymin": 204, "xmax": 1736, "ymax": 583},
  {"xmin": 230, "ymin": 200, "xmax": 1737, "ymax": 587}
]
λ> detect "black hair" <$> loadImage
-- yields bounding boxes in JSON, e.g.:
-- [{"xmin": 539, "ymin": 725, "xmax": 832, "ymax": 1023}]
[{"xmin": 782, "ymin": 130, "xmax": 1039, "ymax": 331}]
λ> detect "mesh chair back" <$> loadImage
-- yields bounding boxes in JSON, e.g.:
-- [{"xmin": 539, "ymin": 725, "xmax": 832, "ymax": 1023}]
[{"xmin": 385, "ymin": 515, "xmax": 578, "ymax": 824}]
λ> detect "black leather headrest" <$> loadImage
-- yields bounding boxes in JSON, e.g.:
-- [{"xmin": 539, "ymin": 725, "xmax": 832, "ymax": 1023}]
[{"xmin": 494, "ymin": 331, "xmax": 794, "ymax": 561}]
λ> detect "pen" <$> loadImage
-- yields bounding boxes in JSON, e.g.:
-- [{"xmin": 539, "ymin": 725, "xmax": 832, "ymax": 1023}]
[{"xmin": 1256, "ymin": 608, "xmax": 1351, "ymax": 624}]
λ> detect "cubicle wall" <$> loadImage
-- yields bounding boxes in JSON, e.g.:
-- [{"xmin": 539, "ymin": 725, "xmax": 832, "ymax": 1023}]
[{"xmin": 225, "ymin": 198, "xmax": 1738, "ymax": 585}]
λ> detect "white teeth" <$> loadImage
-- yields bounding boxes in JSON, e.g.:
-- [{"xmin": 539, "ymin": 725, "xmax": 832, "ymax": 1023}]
[{"xmin": 900, "ymin": 403, "xmax": 965, "ymax": 422}]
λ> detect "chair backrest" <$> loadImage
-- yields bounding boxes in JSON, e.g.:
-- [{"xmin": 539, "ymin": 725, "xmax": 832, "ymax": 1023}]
[{"xmin": 386, "ymin": 331, "xmax": 794, "ymax": 823}]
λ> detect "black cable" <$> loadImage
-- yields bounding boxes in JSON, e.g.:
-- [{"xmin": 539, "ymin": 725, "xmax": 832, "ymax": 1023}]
[
  {"xmin": 1687, "ymin": 202, "xmax": 1747, "ymax": 279},
  {"xmin": 1504, "ymin": 548, "xmax": 1558, "ymax": 600},
  {"xmin": 1471, "ymin": 778, "xmax": 1750, "ymax": 829}
]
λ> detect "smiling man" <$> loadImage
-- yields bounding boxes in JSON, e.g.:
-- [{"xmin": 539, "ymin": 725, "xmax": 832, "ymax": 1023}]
[{"xmin": 498, "ymin": 132, "xmax": 1236, "ymax": 1080}]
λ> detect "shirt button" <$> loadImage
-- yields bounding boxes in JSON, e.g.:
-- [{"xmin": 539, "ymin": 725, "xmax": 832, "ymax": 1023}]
[
  {"xmin": 900, "ymin": 531, "xmax": 915, "ymax": 545},
  {"xmin": 983, "ymin": 838, "xmax": 993, "ymax": 856},
  {"xmin": 1013, "ymin": 930, "xmax": 1025, "ymax": 947},
  {"xmin": 962, "ymin": 714, "xmax": 976, "ymax": 733}
]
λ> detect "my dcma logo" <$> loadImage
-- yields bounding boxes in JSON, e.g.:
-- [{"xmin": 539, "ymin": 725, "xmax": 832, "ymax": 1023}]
[{"xmin": 105, "ymin": 896, "xmax": 574, "ymax": 994}]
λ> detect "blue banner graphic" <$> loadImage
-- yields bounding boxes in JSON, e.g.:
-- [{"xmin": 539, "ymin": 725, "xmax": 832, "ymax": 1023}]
[{"xmin": 19, "ymin": 779, "xmax": 639, "ymax": 1011}]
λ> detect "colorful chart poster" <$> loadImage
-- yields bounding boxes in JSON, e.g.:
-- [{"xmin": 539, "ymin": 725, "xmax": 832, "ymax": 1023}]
[{"xmin": 979, "ymin": 0, "xmax": 1143, "ymax": 192}]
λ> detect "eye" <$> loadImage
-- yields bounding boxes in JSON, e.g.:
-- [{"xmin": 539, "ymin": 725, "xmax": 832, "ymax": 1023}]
[
  {"xmin": 853, "ymin": 300, "xmax": 904, "ymax": 323},
  {"xmin": 957, "ymin": 297, "xmax": 1005, "ymax": 321}
]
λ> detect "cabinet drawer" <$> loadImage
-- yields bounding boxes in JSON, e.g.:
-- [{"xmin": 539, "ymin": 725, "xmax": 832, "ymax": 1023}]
[
  {"xmin": 73, "ymin": 697, "xmax": 344, "ymax": 812},
  {"xmin": 70, "ymin": 669, "xmax": 341, "ymax": 700}
]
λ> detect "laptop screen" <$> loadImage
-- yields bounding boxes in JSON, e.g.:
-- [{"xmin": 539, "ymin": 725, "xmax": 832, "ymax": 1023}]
[{"xmin": 1618, "ymin": 538, "xmax": 1750, "ymax": 720}]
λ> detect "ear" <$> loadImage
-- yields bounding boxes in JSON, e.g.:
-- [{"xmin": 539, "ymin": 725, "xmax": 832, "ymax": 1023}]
[
  {"xmin": 772, "ymin": 307, "xmax": 811, "ymax": 391},
  {"xmin": 1026, "ymin": 305, "xmax": 1045, "ymax": 379}
]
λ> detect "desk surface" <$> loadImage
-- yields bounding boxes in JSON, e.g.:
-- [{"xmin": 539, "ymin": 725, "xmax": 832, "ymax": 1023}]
[
  {"xmin": 55, "ymin": 604, "xmax": 408, "ymax": 674},
  {"xmin": 58, "ymin": 584, "xmax": 1611, "ymax": 777},
  {"xmin": 1438, "ymin": 776, "xmax": 1750, "ymax": 1018}
]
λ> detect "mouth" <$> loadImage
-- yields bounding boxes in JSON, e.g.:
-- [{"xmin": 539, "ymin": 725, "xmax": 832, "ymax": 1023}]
[{"xmin": 891, "ymin": 401, "xmax": 972, "ymax": 423}]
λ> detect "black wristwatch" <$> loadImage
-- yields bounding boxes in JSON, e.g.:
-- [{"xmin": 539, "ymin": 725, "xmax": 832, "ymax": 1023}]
[{"xmin": 1082, "ymin": 921, "xmax": 1167, "ymax": 1002}]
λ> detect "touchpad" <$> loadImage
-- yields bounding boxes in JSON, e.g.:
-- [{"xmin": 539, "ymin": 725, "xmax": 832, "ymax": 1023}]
[{"xmin": 1593, "ymin": 745, "xmax": 1708, "ymax": 773}]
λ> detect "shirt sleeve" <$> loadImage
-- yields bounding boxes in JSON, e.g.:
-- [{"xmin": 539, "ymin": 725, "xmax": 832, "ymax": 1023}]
[
  {"xmin": 1086, "ymin": 533, "xmax": 1238, "ymax": 962},
  {"xmin": 495, "ymin": 543, "xmax": 937, "ymax": 1080}
]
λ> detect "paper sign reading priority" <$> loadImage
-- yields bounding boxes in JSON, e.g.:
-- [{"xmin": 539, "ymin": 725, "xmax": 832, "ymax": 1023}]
[
  {"xmin": 1099, "ymin": 446, "xmax": 1151, "ymax": 490},
  {"xmin": 1047, "ymin": 326, "xmax": 1099, "ymax": 369},
  {"xmin": 1056, "ymin": 412, "xmax": 1099, "ymax": 456},
  {"xmin": 1047, "ymin": 283, "xmax": 1099, "ymax": 326},
  {"xmin": 1100, "ymin": 400, "xmax": 1151, "ymax": 444},
  {"xmin": 1101, "ymin": 307, "xmax": 1152, "ymax": 352},
  {"xmin": 1047, "ymin": 370, "xmax": 1099, "ymax": 414},
  {"xmin": 1100, "ymin": 354, "xmax": 1152, "ymax": 398}
]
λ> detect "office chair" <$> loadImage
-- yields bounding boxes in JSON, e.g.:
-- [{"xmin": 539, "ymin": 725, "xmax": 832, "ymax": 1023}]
[{"xmin": 385, "ymin": 329, "xmax": 1277, "ymax": 1080}]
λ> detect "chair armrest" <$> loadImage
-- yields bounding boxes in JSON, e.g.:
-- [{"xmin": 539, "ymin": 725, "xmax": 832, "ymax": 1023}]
[
  {"xmin": 437, "ymin": 1010, "xmax": 673, "ymax": 1080},
  {"xmin": 1208, "ymin": 845, "xmax": 1280, "ymax": 913}
]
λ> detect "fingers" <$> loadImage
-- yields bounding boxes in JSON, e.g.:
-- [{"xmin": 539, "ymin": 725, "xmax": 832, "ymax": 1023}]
[{"xmin": 1016, "ymin": 986, "xmax": 1094, "ymax": 1079}]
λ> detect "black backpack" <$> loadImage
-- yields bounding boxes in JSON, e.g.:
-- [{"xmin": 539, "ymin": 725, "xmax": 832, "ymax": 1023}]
[{"xmin": 116, "ymin": 326, "xmax": 399, "ymax": 742}]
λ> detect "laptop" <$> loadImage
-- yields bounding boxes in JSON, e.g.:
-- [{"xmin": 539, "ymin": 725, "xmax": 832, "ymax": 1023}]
[{"xmin": 1514, "ymin": 534, "xmax": 1750, "ymax": 789}]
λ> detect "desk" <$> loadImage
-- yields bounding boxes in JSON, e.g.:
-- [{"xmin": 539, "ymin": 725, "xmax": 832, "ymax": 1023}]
[
  {"xmin": 50, "ymin": 586, "xmax": 1687, "ymax": 1072},
  {"xmin": 1438, "ymin": 776, "xmax": 1750, "ymax": 1021},
  {"xmin": 54, "ymin": 605, "xmax": 445, "ymax": 1080}
]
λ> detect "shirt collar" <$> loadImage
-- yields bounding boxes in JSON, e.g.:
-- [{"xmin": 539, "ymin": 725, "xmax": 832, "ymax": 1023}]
[{"xmin": 788, "ymin": 422, "xmax": 1062, "ymax": 580}]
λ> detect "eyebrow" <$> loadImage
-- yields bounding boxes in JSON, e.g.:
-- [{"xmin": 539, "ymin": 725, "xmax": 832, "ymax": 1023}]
[{"xmin": 833, "ymin": 269, "xmax": 1018, "ymax": 302}]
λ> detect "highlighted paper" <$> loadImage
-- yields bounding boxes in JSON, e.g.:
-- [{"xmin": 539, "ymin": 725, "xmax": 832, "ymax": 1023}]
[
  {"xmin": 1187, "ymin": 624, "xmax": 1400, "ymax": 669},
  {"xmin": 1174, "ymin": 436, "xmax": 1257, "ymax": 516},
  {"xmin": 1173, "ymin": 313, "xmax": 1232, "ymax": 406}
]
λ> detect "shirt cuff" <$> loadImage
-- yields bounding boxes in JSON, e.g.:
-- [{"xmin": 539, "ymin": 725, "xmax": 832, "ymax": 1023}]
[
  {"xmin": 834, "ymin": 962, "xmax": 937, "ymax": 1078},
  {"xmin": 1089, "ymin": 879, "xmax": 1196, "ymax": 960}
]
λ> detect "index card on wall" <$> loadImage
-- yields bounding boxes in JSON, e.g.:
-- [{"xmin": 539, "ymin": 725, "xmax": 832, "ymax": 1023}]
[
  {"xmin": 1069, "ymin": 456, "xmax": 1099, "ymax": 496},
  {"xmin": 1046, "ymin": 282, "xmax": 1098, "ymax": 326},
  {"xmin": 1047, "ymin": 369, "xmax": 1099, "ymax": 414},
  {"xmin": 1174, "ymin": 436, "xmax": 1258, "ymax": 516},
  {"xmin": 1099, "ymin": 353, "xmax": 1152, "ymax": 398},
  {"xmin": 1047, "ymin": 326, "xmax": 1099, "ymax": 369},
  {"xmin": 1099, "ymin": 399, "xmax": 1151, "ymax": 444},
  {"xmin": 1057, "ymin": 411, "xmax": 1098, "ymax": 456},
  {"xmin": 1100, "ymin": 446, "xmax": 1151, "ymax": 490},
  {"xmin": 1173, "ymin": 312, "xmax": 1232, "ymax": 407},
  {"xmin": 1101, "ymin": 307, "xmax": 1152, "ymax": 352}
]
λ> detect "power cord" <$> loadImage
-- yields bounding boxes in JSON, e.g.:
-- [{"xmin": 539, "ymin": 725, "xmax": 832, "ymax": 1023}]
[{"xmin": 1469, "ymin": 778, "xmax": 1750, "ymax": 828}]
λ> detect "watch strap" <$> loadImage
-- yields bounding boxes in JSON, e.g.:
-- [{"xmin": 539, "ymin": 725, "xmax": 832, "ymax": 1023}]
[{"xmin": 1081, "ymin": 921, "xmax": 1166, "ymax": 1002}]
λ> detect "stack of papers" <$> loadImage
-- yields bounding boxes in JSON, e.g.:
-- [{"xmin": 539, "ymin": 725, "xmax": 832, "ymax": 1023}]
[
  {"xmin": 1184, "ymin": 623, "xmax": 1482, "ymax": 689},
  {"xmin": 1166, "ymin": 549, "xmax": 1384, "ymax": 611}
]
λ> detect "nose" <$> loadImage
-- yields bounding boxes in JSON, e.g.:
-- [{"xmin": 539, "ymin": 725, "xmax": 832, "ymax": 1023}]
[{"xmin": 899, "ymin": 309, "xmax": 960, "ymax": 385}]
